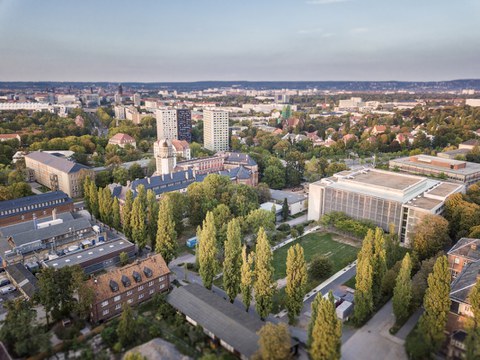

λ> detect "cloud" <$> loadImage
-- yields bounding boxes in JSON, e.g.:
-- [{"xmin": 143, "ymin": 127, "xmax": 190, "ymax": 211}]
[
  {"xmin": 350, "ymin": 27, "xmax": 369, "ymax": 34},
  {"xmin": 298, "ymin": 28, "xmax": 335, "ymax": 38},
  {"xmin": 306, "ymin": 0, "xmax": 350, "ymax": 4}
]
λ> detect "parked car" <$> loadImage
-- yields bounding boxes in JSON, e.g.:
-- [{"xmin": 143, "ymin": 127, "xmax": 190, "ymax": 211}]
[
  {"xmin": 0, "ymin": 278, "xmax": 11, "ymax": 287},
  {"xmin": 0, "ymin": 285, "xmax": 15, "ymax": 295}
]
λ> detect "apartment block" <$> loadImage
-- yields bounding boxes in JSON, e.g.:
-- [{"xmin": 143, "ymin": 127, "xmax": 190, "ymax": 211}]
[
  {"xmin": 87, "ymin": 254, "xmax": 170, "ymax": 323},
  {"xmin": 25, "ymin": 151, "xmax": 95, "ymax": 198},
  {"xmin": 176, "ymin": 108, "xmax": 192, "ymax": 142},
  {"xmin": 156, "ymin": 109, "xmax": 178, "ymax": 140},
  {"xmin": 203, "ymin": 109, "xmax": 229, "ymax": 152},
  {"xmin": 308, "ymin": 168, "xmax": 464, "ymax": 246}
]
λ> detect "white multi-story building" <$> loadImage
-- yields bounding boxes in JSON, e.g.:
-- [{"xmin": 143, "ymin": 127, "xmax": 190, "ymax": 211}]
[
  {"xmin": 203, "ymin": 109, "xmax": 229, "ymax": 152},
  {"xmin": 133, "ymin": 93, "xmax": 141, "ymax": 107},
  {"xmin": 156, "ymin": 109, "xmax": 178, "ymax": 140},
  {"xmin": 114, "ymin": 105, "xmax": 126, "ymax": 120},
  {"xmin": 308, "ymin": 168, "xmax": 464, "ymax": 246}
]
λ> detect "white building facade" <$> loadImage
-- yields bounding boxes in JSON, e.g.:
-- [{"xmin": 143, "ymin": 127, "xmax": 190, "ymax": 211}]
[{"xmin": 203, "ymin": 109, "xmax": 229, "ymax": 152}]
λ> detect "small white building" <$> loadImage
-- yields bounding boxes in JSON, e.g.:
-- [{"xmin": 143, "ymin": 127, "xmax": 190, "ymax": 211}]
[{"xmin": 269, "ymin": 189, "xmax": 308, "ymax": 216}]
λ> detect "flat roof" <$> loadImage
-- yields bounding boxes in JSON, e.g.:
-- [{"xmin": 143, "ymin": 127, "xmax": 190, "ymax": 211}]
[
  {"xmin": 269, "ymin": 189, "xmax": 306, "ymax": 204},
  {"xmin": 427, "ymin": 182, "xmax": 462, "ymax": 197},
  {"xmin": 44, "ymin": 239, "xmax": 135, "ymax": 269},
  {"xmin": 406, "ymin": 196, "xmax": 442, "ymax": 211},
  {"xmin": 341, "ymin": 169, "xmax": 423, "ymax": 191},
  {"xmin": 390, "ymin": 155, "xmax": 480, "ymax": 176}
]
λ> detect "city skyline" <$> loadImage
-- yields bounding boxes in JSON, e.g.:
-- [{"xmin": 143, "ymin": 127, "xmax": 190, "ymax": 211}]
[{"xmin": 0, "ymin": 0, "xmax": 479, "ymax": 82}]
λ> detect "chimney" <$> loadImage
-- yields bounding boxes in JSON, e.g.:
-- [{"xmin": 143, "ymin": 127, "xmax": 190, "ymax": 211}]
[
  {"xmin": 147, "ymin": 177, "xmax": 151, "ymax": 184},
  {"xmin": 170, "ymin": 173, "xmax": 173, "ymax": 180},
  {"xmin": 52, "ymin": 208, "xmax": 57, "ymax": 220}
]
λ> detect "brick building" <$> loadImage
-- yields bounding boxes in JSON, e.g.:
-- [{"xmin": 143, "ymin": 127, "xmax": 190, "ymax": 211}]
[
  {"xmin": 87, "ymin": 254, "xmax": 170, "ymax": 323},
  {"xmin": 0, "ymin": 191, "xmax": 73, "ymax": 227}
]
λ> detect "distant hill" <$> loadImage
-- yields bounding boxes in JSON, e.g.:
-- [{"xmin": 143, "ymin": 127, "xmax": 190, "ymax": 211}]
[{"xmin": 1, "ymin": 79, "xmax": 480, "ymax": 92}]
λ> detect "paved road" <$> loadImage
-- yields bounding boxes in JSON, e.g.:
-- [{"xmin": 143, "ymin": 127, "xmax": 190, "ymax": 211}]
[
  {"xmin": 282, "ymin": 214, "xmax": 308, "ymax": 227},
  {"xmin": 342, "ymin": 300, "xmax": 407, "ymax": 360}
]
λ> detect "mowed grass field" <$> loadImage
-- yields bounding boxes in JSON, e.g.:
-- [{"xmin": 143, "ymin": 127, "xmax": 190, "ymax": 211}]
[{"xmin": 272, "ymin": 232, "xmax": 359, "ymax": 280}]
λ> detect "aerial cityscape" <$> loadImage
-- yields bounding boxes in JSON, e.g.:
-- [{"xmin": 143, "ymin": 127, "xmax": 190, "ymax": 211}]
[{"xmin": 0, "ymin": 0, "xmax": 479, "ymax": 360}]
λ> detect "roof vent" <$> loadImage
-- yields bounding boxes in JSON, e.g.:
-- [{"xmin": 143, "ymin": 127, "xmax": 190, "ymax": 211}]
[
  {"xmin": 132, "ymin": 271, "xmax": 142, "ymax": 283},
  {"xmin": 109, "ymin": 280, "xmax": 119, "ymax": 292},
  {"xmin": 121, "ymin": 275, "xmax": 131, "ymax": 287},
  {"xmin": 143, "ymin": 266, "xmax": 153, "ymax": 278}
]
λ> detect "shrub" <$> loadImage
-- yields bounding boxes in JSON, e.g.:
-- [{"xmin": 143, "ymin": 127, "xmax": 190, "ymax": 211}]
[
  {"xmin": 308, "ymin": 255, "xmax": 333, "ymax": 280},
  {"xmin": 290, "ymin": 228, "xmax": 299, "ymax": 238},
  {"xmin": 294, "ymin": 224, "xmax": 304, "ymax": 235},
  {"xmin": 277, "ymin": 223, "xmax": 291, "ymax": 232},
  {"xmin": 101, "ymin": 326, "xmax": 118, "ymax": 348}
]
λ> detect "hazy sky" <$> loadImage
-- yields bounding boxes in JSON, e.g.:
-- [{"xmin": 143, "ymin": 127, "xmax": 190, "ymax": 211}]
[{"xmin": 0, "ymin": 0, "xmax": 479, "ymax": 82}]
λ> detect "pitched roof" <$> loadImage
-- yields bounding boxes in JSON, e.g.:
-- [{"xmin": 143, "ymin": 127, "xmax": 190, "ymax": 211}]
[
  {"xmin": 448, "ymin": 238, "xmax": 480, "ymax": 262},
  {"xmin": 167, "ymin": 284, "xmax": 269, "ymax": 358},
  {"xmin": 25, "ymin": 151, "xmax": 90, "ymax": 174},
  {"xmin": 450, "ymin": 261, "xmax": 480, "ymax": 304},
  {"xmin": 0, "ymin": 134, "xmax": 20, "ymax": 140},
  {"xmin": 224, "ymin": 152, "xmax": 257, "ymax": 166},
  {"xmin": 0, "ymin": 191, "xmax": 72, "ymax": 215},
  {"xmin": 109, "ymin": 133, "xmax": 135, "ymax": 142},
  {"xmin": 87, "ymin": 253, "xmax": 170, "ymax": 303},
  {"xmin": 171, "ymin": 139, "xmax": 189, "ymax": 152},
  {"xmin": 5, "ymin": 262, "xmax": 38, "ymax": 299}
]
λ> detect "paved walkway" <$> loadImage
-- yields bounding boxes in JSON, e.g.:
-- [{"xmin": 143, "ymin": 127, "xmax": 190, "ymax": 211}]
[{"xmin": 342, "ymin": 300, "xmax": 407, "ymax": 360}]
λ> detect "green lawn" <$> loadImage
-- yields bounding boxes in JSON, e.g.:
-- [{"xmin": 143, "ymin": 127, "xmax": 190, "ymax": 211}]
[{"xmin": 272, "ymin": 232, "xmax": 358, "ymax": 280}]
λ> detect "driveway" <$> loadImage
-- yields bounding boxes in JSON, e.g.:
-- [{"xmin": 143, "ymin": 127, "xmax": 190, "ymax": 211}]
[{"xmin": 341, "ymin": 300, "xmax": 407, "ymax": 360}]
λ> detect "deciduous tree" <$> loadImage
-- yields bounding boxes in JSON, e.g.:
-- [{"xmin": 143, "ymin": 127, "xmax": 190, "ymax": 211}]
[
  {"xmin": 223, "ymin": 218, "xmax": 242, "ymax": 303},
  {"xmin": 130, "ymin": 196, "xmax": 147, "ymax": 249},
  {"xmin": 256, "ymin": 323, "xmax": 291, "ymax": 360},
  {"xmin": 112, "ymin": 197, "xmax": 121, "ymax": 230},
  {"xmin": 353, "ymin": 230, "xmax": 374, "ymax": 325},
  {"xmin": 285, "ymin": 244, "xmax": 307, "ymax": 323},
  {"xmin": 393, "ymin": 253, "xmax": 412, "ymax": 325},
  {"xmin": 155, "ymin": 196, "xmax": 177, "ymax": 264},
  {"xmin": 198, "ymin": 211, "xmax": 218, "ymax": 290},
  {"xmin": 117, "ymin": 303, "xmax": 138, "ymax": 347},
  {"xmin": 122, "ymin": 189, "xmax": 134, "ymax": 239},
  {"xmin": 465, "ymin": 279, "xmax": 480, "ymax": 359},
  {"xmin": 254, "ymin": 227, "xmax": 275, "ymax": 320},
  {"xmin": 413, "ymin": 215, "xmax": 450, "ymax": 260},
  {"xmin": 417, "ymin": 256, "xmax": 451, "ymax": 356},
  {"xmin": 240, "ymin": 245, "xmax": 254, "ymax": 311}
]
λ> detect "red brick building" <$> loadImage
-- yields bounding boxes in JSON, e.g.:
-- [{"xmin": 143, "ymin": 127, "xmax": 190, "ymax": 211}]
[{"xmin": 87, "ymin": 254, "xmax": 170, "ymax": 323}]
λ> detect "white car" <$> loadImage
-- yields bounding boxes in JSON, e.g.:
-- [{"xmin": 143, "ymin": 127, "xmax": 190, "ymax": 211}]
[{"xmin": 0, "ymin": 285, "xmax": 15, "ymax": 294}]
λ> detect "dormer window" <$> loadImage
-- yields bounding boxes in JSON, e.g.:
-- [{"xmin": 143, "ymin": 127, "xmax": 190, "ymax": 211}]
[
  {"xmin": 121, "ymin": 275, "xmax": 131, "ymax": 287},
  {"xmin": 109, "ymin": 280, "xmax": 119, "ymax": 292},
  {"xmin": 132, "ymin": 271, "xmax": 142, "ymax": 283}
]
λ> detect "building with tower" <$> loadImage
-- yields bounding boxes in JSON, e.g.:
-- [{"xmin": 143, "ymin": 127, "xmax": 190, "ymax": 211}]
[
  {"xmin": 153, "ymin": 139, "xmax": 177, "ymax": 175},
  {"xmin": 203, "ymin": 109, "xmax": 229, "ymax": 152}
]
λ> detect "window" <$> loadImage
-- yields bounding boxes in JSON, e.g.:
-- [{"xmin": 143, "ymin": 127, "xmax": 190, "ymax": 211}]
[
  {"xmin": 127, "ymin": 290, "xmax": 133, "ymax": 296},
  {"xmin": 138, "ymin": 294, "xmax": 144, "ymax": 300},
  {"xmin": 454, "ymin": 257, "xmax": 460, "ymax": 264},
  {"xmin": 115, "ymin": 304, "xmax": 121, "ymax": 310},
  {"xmin": 160, "ymin": 284, "xmax": 165, "ymax": 290},
  {"xmin": 138, "ymin": 285, "xmax": 144, "ymax": 291},
  {"xmin": 148, "ymin": 281, "xmax": 154, "ymax": 287},
  {"xmin": 101, "ymin": 300, "xmax": 109, "ymax": 307},
  {"xmin": 114, "ymin": 295, "xmax": 121, "ymax": 302},
  {"xmin": 149, "ymin": 289, "xmax": 155, "ymax": 295},
  {"xmin": 102, "ymin": 309, "xmax": 109, "ymax": 316},
  {"xmin": 127, "ymin": 299, "xmax": 133, "ymax": 304},
  {"xmin": 159, "ymin": 276, "xmax": 165, "ymax": 282}
]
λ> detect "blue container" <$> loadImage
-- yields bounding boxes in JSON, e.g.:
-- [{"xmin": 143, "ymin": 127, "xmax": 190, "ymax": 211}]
[{"xmin": 186, "ymin": 237, "xmax": 197, "ymax": 248}]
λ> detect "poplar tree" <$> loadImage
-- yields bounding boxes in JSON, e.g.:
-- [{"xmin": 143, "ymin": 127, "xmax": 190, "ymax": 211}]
[
  {"xmin": 285, "ymin": 243, "xmax": 307, "ymax": 324},
  {"xmin": 89, "ymin": 181, "xmax": 99, "ymax": 218},
  {"xmin": 393, "ymin": 253, "xmax": 412, "ymax": 325},
  {"xmin": 155, "ymin": 196, "xmax": 177, "ymax": 264},
  {"xmin": 130, "ymin": 196, "xmax": 147, "ymax": 249},
  {"xmin": 146, "ymin": 189, "xmax": 159, "ymax": 248},
  {"xmin": 417, "ymin": 255, "xmax": 451, "ymax": 355},
  {"xmin": 466, "ymin": 279, "xmax": 480, "ymax": 359},
  {"xmin": 353, "ymin": 230, "xmax": 374, "ymax": 325},
  {"xmin": 372, "ymin": 227, "xmax": 387, "ymax": 307},
  {"xmin": 198, "ymin": 211, "xmax": 217, "ymax": 290},
  {"xmin": 112, "ymin": 197, "xmax": 121, "ymax": 231},
  {"xmin": 240, "ymin": 245, "xmax": 254, "ymax": 312},
  {"xmin": 254, "ymin": 227, "xmax": 275, "ymax": 320},
  {"xmin": 309, "ymin": 292, "xmax": 342, "ymax": 360},
  {"xmin": 122, "ymin": 189, "xmax": 134, "ymax": 239},
  {"xmin": 223, "ymin": 218, "xmax": 242, "ymax": 303},
  {"xmin": 99, "ymin": 187, "xmax": 112, "ymax": 225},
  {"xmin": 282, "ymin": 197, "xmax": 289, "ymax": 221},
  {"xmin": 308, "ymin": 292, "xmax": 322, "ymax": 347}
]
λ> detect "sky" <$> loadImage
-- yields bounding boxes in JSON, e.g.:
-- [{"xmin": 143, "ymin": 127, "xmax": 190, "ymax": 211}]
[{"xmin": 0, "ymin": 0, "xmax": 479, "ymax": 82}]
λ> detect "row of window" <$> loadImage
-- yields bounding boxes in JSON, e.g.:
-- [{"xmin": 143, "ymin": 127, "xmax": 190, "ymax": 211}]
[
  {"xmin": 101, "ymin": 280, "xmax": 165, "ymax": 307},
  {"xmin": 0, "ymin": 198, "xmax": 66, "ymax": 216}
]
